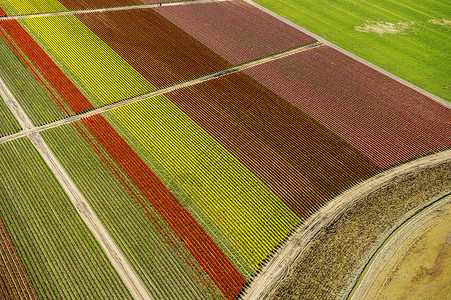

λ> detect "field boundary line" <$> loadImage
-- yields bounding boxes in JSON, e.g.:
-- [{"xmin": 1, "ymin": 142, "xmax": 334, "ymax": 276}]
[
  {"xmin": 240, "ymin": 148, "xmax": 451, "ymax": 300},
  {"xmin": 0, "ymin": 0, "xmax": 233, "ymax": 20},
  {"xmin": 0, "ymin": 41, "xmax": 323, "ymax": 144},
  {"xmin": 242, "ymin": 0, "xmax": 451, "ymax": 109},
  {"xmin": 0, "ymin": 75, "xmax": 153, "ymax": 300},
  {"xmin": 348, "ymin": 193, "xmax": 451, "ymax": 299}
]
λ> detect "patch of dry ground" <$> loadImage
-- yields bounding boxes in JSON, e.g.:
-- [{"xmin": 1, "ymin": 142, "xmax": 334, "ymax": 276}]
[
  {"xmin": 241, "ymin": 149, "xmax": 451, "ymax": 300},
  {"xmin": 352, "ymin": 196, "xmax": 450, "ymax": 300}
]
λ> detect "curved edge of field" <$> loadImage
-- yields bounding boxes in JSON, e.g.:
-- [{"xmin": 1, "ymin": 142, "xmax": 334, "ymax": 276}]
[
  {"xmin": 240, "ymin": 148, "xmax": 451, "ymax": 300},
  {"xmin": 351, "ymin": 195, "xmax": 450, "ymax": 299}
]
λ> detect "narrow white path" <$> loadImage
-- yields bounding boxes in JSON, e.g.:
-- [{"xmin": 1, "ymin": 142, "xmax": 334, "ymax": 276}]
[
  {"xmin": 0, "ymin": 76, "xmax": 153, "ymax": 300},
  {"xmin": 240, "ymin": 149, "xmax": 451, "ymax": 300},
  {"xmin": 0, "ymin": 0, "xmax": 232, "ymax": 20},
  {"xmin": 0, "ymin": 41, "xmax": 323, "ymax": 144}
]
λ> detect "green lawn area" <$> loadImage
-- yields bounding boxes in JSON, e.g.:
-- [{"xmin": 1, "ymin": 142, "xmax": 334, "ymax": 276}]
[{"xmin": 254, "ymin": 0, "xmax": 450, "ymax": 101}]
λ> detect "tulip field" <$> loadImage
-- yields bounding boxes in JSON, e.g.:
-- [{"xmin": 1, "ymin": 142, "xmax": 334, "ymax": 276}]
[
  {"xmin": 0, "ymin": 138, "xmax": 132, "ymax": 299},
  {"xmin": 0, "ymin": 0, "xmax": 450, "ymax": 299},
  {"xmin": 0, "ymin": 96, "xmax": 21, "ymax": 137},
  {"xmin": 0, "ymin": 0, "xmax": 191, "ymax": 15}
]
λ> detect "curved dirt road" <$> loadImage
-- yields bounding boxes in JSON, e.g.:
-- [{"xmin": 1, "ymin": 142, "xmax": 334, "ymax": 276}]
[
  {"xmin": 351, "ymin": 195, "xmax": 450, "ymax": 299},
  {"xmin": 241, "ymin": 149, "xmax": 451, "ymax": 300}
]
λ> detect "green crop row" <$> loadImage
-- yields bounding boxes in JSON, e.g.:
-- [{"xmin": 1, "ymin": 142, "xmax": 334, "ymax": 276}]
[
  {"xmin": 0, "ymin": 36, "xmax": 66, "ymax": 126},
  {"xmin": 0, "ymin": 138, "xmax": 132, "ymax": 299},
  {"xmin": 0, "ymin": 95, "xmax": 21, "ymax": 137},
  {"xmin": 42, "ymin": 124, "xmax": 222, "ymax": 299}
]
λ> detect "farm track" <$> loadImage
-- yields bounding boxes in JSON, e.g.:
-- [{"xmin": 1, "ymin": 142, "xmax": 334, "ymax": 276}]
[
  {"xmin": 241, "ymin": 148, "xmax": 451, "ymax": 299},
  {"xmin": 0, "ymin": 75, "xmax": 153, "ymax": 300},
  {"xmin": 349, "ymin": 194, "xmax": 451, "ymax": 299},
  {"xmin": 0, "ymin": 0, "xmax": 233, "ymax": 20},
  {"xmin": 0, "ymin": 41, "xmax": 323, "ymax": 145}
]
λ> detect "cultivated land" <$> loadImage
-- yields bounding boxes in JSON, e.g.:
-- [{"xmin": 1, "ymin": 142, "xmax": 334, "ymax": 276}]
[
  {"xmin": 253, "ymin": 0, "xmax": 451, "ymax": 101},
  {"xmin": 353, "ymin": 196, "xmax": 450, "ymax": 300},
  {"xmin": 0, "ymin": 0, "xmax": 450, "ymax": 299},
  {"xmin": 242, "ymin": 150, "xmax": 451, "ymax": 299}
]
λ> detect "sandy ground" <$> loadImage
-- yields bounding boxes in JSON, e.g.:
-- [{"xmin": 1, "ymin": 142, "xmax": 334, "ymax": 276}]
[
  {"xmin": 352, "ymin": 196, "xmax": 450, "ymax": 300},
  {"xmin": 241, "ymin": 149, "xmax": 451, "ymax": 300}
]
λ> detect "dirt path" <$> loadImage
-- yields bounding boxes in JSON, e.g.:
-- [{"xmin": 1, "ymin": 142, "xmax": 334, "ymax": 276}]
[
  {"xmin": 0, "ymin": 76, "xmax": 153, "ymax": 300},
  {"xmin": 0, "ymin": 0, "xmax": 232, "ymax": 20},
  {"xmin": 351, "ymin": 195, "xmax": 451, "ymax": 299},
  {"xmin": 0, "ymin": 41, "xmax": 323, "ymax": 145},
  {"xmin": 241, "ymin": 149, "xmax": 451, "ymax": 300}
]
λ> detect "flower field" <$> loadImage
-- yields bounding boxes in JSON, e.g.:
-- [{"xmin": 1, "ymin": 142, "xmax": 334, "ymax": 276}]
[
  {"xmin": 244, "ymin": 46, "xmax": 451, "ymax": 168},
  {"xmin": 75, "ymin": 9, "xmax": 232, "ymax": 88},
  {"xmin": 0, "ymin": 0, "xmax": 450, "ymax": 299},
  {"xmin": 0, "ymin": 95, "xmax": 21, "ymax": 137},
  {"xmin": 0, "ymin": 217, "xmax": 38, "ymax": 299},
  {"xmin": 0, "ymin": 138, "xmax": 132, "ymax": 299},
  {"xmin": 165, "ymin": 71, "xmax": 382, "ymax": 216},
  {"xmin": 0, "ymin": 26, "xmax": 66, "ymax": 125},
  {"xmin": 155, "ymin": 1, "xmax": 317, "ymax": 64},
  {"xmin": 0, "ymin": 0, "xmax": 191, "ymax": 15}
]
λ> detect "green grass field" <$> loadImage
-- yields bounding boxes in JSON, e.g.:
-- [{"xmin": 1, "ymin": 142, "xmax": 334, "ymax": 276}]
[{"xmin": 254, "ymin": 0, "xmax": 450, "ymax": 101}]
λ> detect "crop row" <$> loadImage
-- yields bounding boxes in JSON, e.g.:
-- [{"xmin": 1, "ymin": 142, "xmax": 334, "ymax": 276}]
[
  {"xmin": 0, "ymin": 95, "xmax": 21, "ymax": 137},
  {"xmin": 81, "ymin": 114, "xmax": 246, "ymax": 299},
  {"xmin": 0, "ymin": 27, "xmax": 66, "ymax": 125},
  {"xmin": 0, "ymin": 217, "xmax": 38, "ymax": 299},
  {"xmin": 0, "ymin": 19, "xmax": 93, "ymax": 114},
  {"xmin": 42, "ymin": 124, "xmax": 229, "ymax": 299},
  {"xmin": 20, "ymin": 14, "xmax": 155, "ymax": 105},
  {"xmin": 75, "ymin": 9, "xmax": 232, "ymax": 88},
  {"xmin": 0, "ymin": 0, "xmax": 186, "ymax": 16},
  {"xmin": 165, "ymin": 72, "xmax": 382, "ymax": 217},
  {"xmin": 0, "ymin": 0, "xmax": 66, "ymax": 15},
  {"xmin": 109, "ymin": 94, "xmax": 301, "ymax": 270},
  {"xmin": 0, "ymin": 138, "xmax": 132, "ymax": 299},
  {"xmin": 155, "ymin": 1, "xmax": 316, "ymax": 65},
  {"xmin": 244, "ymin": 46, "xmax": 451, "ymax": 168}
]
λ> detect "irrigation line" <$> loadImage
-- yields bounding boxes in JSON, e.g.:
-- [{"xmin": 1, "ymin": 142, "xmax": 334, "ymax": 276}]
[
  {"xmin": 0, "ymin": 41, "xmax": 323, "ymax": 144},
  {"xmin": 0, "ymin": 0, "xmax": 232, "ymax": 20},
  {"xmin": 243, "ymin": 0, "xmax": 451, "ymax": 109}
]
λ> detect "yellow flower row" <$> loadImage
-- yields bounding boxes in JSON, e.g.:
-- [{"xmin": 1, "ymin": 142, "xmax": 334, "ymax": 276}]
[
  {"xmin": 111, "ymin": 95, "xmax": 301, "ymax": 270},
  {"xmin": 17, "ymin": 14, "xmax": 155, "ymax": 105}
]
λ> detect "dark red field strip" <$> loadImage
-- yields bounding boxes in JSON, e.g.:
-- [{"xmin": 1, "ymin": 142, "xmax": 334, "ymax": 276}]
[
  {"xmin": 80, "ymin": 115, "xmax": 246, "ymax": 299},
  {"xmin": 155, "ymin": 1, "xmax": 316, "ymax": 65},
  {"xmin": 75, "ymin": 9, "xmax": 232, "ymax": 88},
  {"xmin": 58, "ymin": 0, "xmax": 141, "ymax": 10},
  {"xmin": 166, "ymin": 72, "xmax": 382, "ymax": 218},
  {"xmin": 0, "ymin": 20, "xmax": 93, "ymax": 114},
  {"xmin": 245, "ymin": 46, "xmax": 451, "ymax": 168},
  {"xmin": 0, "ymin": 218, "xmax": 39, "ymax": 299},
  {"xmin": 73, "ymin": 121, "xmax": 223, "ymax": 296}
]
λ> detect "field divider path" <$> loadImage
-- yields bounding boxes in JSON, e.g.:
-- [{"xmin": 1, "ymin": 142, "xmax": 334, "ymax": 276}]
[
  {"xmin": 242, "ymin": 0, "xmax": 451, "ymax": 109},
  {"xmin": 0, "ymin": 75, "xmax": 153, "ymax": 300},
  {"xmin": 240, "ymin": 148, "xmax": 451, "ymax": 300},
  {"xmin": 0, "ymin": 41, "xmax": 324, "ymax": 144},
  {"xmin": 0, "ymin": 0, "xmax": 233, "ymax": 20}
]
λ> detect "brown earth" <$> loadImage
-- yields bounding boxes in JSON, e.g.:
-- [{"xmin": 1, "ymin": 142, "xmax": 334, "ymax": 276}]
[
  {"xmin": 352, "ymin": 196, "xmax": 450, "ymax": 300},
  {"xmin": 241, "ymin": 149, "xmax": 451, "ymax": 300}
]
